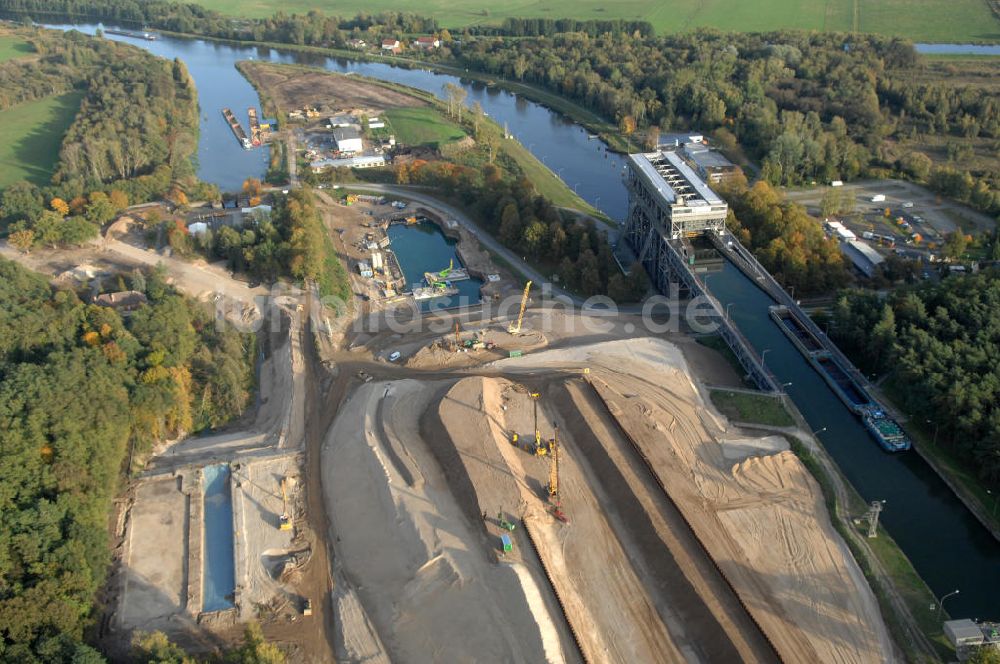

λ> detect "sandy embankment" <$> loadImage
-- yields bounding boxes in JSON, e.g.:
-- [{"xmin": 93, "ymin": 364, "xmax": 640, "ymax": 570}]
[
  {"xmin": 498, "ymin": 338, "xmax": 894, "ymax": 664},
  {"xmin": 322, "ymin": 379, "xmax": 563, "ymax": 663},
  {"xmin": 436, "ymin": 376, "xmax": 687, "ymax": 663}
]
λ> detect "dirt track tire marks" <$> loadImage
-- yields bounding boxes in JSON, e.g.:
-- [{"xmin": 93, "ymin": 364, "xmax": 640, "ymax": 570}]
[
  {"xmin": 581, "ymin": 376, "xmax": 788, "ymax": 663},
  {"xmin": 552, "ymin": 379, "xmax": 780, "ymax": 664}
]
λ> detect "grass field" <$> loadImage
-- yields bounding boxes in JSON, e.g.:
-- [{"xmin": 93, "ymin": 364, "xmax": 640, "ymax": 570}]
[
  {"xmin": 0, "ymin": 34, "xmax": 33, "ymax": 63},
  {"xmin": 708, "ymin": 389, "xmax": 796, "ymax": 427},
  {"xmin": 0, "ymin": 92, "xmax": 82, "ymax": 189},
  {"xmin": 195, "ymin": 0, "xmax": 1000, "ymax": 42},
  {"xmin": 383, "ymin": 107, "xmax": 466, "ymax": 148}
]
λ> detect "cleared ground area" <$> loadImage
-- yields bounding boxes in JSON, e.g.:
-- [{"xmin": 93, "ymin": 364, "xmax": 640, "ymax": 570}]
[
  {"xmin": 500, "ymin": 339, "xmax": 893, "ymax": 662},
  {"xmin": 321, "ymin": 335, "xmax": 892, "ymax": 663},
  {"xmin": 323, "ymin": 379, "xmax": 569, "ymax": 663},
  {"xmin": 239, "ymin": 61, "xmax": 425, "ymax": 114}
]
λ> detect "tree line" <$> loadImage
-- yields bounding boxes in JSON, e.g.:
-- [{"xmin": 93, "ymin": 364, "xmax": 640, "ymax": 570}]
[
  {"xmin": 468, "ymin": 18, "xmax": 654, "ymax": 38},
  {"xmin": 721, "ymin": 177, "xmax": 849, "ymax": 295},
  {"xmin": 0, "ymin": 258, "xmax": 253, "ymax": 662},
  {"xmin": 389, "ymin": 158, "xmax": 646, "ymax": 300},
  {"xmin": 829, "ymin": 270, "xmax": 1000, "ymax": 483},
  {"xmin": 454, "ymin": 30, "xmax": 999, "ymax": 215},
  {"xmin": 5, "ymin": 2, "xmax": 997, "ymax": 217},
  {"xmin": 0, "ymin": 26, "xmax": 206, "ymax": 243}
]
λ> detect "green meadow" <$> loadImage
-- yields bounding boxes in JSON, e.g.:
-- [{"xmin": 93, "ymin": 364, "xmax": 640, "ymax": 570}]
[
  {"xmin": 196, "ymin": 0, "xmax": 1000, "ymax": 42},
  {"xmin": 0, "ymin": 92, "xmax": 82, "ymax": 189}
]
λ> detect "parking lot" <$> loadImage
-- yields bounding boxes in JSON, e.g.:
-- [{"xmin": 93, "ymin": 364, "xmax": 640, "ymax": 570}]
[{"xmin": 785, "ymin": 178, "xmax": 995, "ymax": 242}]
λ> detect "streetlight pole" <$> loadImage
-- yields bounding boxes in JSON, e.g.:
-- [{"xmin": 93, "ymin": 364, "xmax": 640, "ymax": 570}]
[
  {"xmin": 573, "ymin": 183, "xmax": 580, "ymax": 194},
  {"xmin": 812, "ymin": 426, "xmax": 827, "ymax": 436},
  {"xmin": 725, "ymin": 303, "xmax": 735, "ymax": 320},
  {"xmin": 936, "ymin": 589, "xmax": 960, "ymax": 617},
  {"xmin": 761, "ymin": 348, "xmax": 771, "ymax": 372},
  {"xmin": 988, "ymin": 489, "xmax": 998, "ymax": 518}
]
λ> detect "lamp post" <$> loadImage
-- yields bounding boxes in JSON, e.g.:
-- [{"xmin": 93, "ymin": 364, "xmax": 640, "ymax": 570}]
[
  {"xmin": 761, "ymin": 348, "xmax": 771, "ymax": 372},
  {"xmin": 935, "ymin": 589, "xmax": 960, "ymax": 617},
  {"xmin": 812, "ymin": 426, "xmax": 827, "ymax": 436},
  {"xmin": 926, "ymin": 418, "xmax": 940, "ymax": 446},
  {"xmin": 725, "ymin": 303, "xmax": 735, "ymax": 320},
  {"xmin": 988, "ymin": 489, "xmax": 998, "ymax": 518}
]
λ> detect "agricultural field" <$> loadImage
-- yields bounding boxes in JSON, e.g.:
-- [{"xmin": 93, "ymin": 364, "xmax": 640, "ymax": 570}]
[
  {"xmin": 0, "ymin": 33, "xmax": 32, "ymax": 62},
  {"xmin": 0, "ymin": 91, "xmax": 82, "ymax": 189},
  {"xmin": 195, "ymin": 0, "xmax": 1000, "ymax": 42},
  {"xmin": 382, "ymin": 106, "xmax": 466, "ymax": 148}
]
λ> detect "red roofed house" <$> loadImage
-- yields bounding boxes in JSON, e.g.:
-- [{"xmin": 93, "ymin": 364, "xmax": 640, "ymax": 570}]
[
  {"xmin": 381, "ymin": 38, "xmax": 401, "ymax": 53},
  {"xmin": 414, "ymin": 36, "xmax": 440, "ymax": 49}
]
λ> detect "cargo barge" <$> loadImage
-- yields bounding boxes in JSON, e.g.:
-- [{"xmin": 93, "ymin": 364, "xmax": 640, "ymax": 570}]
[
  {"xmin": 222, "ymin": 108, "xmax": 251, "ymax": 149},
  {"xmin": 412, "ymin": 284, "xmax": 459, "ymax": 300},
  {"xmin": 424, "ymin": 260, "xmax": 470, "ymax": 284},
  {"xmin": 104, "ymin": 28, "xmax": 156, "ymax": 40},
  {"xmin": 247, "ymin": 107, "xmax": 262, "ymax": 147},
  {"xmin": 770, "ymin": 305, "xmax": 910, "ymax": 452}
]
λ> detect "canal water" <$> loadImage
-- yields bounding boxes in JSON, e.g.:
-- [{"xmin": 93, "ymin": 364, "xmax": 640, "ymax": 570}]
[
  {"xmin": 916, "ymin": 43, "xmax": 1000, "ymax": 55},
  {"xmin": 49, "ymin": 23, "xmax": 628, "ymax": 216},
  {"xmin": 388, "ymin": 220, "xmax": 483, "ymax": 308},
  {"xmin": 53, "ymin": 23, "xmax": 999, "ymax": 619},
  {"xmin": 202, "ymin": 464, "xmax": 236, "ymax": 612}
]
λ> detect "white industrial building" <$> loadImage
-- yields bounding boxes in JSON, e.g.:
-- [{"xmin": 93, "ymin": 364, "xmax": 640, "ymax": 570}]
[
  {"xmin": 333, "ymin": 127, "xmax": 364, "ymax": 153},
  {"xmin": 310, "ymin": 155, "xmax": 385, "ymax": 172},
  {"xmin": 824, "ymin": 219, "xmax": 857, "ymax": 241}
]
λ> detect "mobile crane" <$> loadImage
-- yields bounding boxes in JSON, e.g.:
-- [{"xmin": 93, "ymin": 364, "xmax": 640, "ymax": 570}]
[
  {"xmin": 529, "ymin": 391, "xmax": 546, "ymax": 456},
  {"xmin": 508, "ymin": 280, "xmax": 532, "ymax": 334},
  {"xmin": 548, "ymin": 425, "xmax": 568, "ymax": 523}
]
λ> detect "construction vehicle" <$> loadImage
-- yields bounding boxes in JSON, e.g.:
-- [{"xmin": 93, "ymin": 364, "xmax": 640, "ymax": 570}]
[
  {"xmin": 508, "ymin": 280, "xmax": 532, "ymax": 334},
  {"xmin": 303, "ymin": 598, "xmax": 313, "ymax": 616},
  {"xmin": 510, "ymin": 432, "xmax": 519, "ymax": 446},
  {"xmin": 279, "ymin": 477, "xmax": 293, "ymax": 531},
  {"xmin": 548, "ymin": 426, "xmax": 569, "ymax": 523},
  {"xmin": 529, "ymin": 392, "xmax": 547, "ymax": 456},
  {"xmin": 497, "ymin": 511, "xmax": 516, "ymax": 532}
]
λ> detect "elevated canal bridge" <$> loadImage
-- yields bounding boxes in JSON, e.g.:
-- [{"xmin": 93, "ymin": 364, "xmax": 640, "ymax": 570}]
[{"xmin": 623, "ymin": 149, "xmax": 778, "ymax": 393}]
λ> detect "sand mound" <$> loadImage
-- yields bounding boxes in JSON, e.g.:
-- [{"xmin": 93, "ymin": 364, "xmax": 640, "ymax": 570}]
[
  {"xmin": 514, "ymin": 338, "xmax": 893, "ymax": 664},
  {"xmin": 323, "ymin": 379, "xmax": 557, "ymax": 663}
]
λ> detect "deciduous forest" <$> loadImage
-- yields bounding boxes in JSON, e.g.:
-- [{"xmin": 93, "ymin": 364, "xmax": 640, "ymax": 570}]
[
  {"xmin": 0, "ymin": 259, "xmax": 253, "ymax": 661},
  {"xmin": 830, "ymin": 272, "xmax": 1000, "ymax": 482}
]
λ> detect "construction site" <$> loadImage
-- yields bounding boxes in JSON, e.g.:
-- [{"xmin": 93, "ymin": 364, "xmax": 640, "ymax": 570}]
[
  {"xmin": 69, "ymin": 181, "xmax": 898, "ymax": 662},
  {"xmin": 321, "ymin": 330, "xmax": 894, "ymax": 663}
]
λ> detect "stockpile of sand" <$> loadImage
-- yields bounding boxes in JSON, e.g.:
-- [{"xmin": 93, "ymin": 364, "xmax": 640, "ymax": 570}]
[
  {"xmin": 322, "ymin": 379, "xmax": 560, "ymax": 663},
  {"xmin": 498, "ymin": 338, "xmax": 893, "ymax": 663}
]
